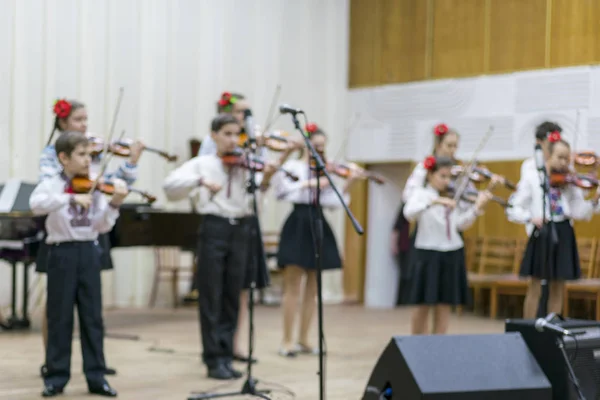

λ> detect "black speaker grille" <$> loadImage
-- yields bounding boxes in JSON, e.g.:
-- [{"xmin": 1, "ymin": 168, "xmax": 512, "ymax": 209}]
[
  {"xmin": 506, "ymin": 319, "xmax": 600, "ymax": 400},
  {"xmin": 567, "ymin": 339, "xmax": 600, "ymax": 399}
]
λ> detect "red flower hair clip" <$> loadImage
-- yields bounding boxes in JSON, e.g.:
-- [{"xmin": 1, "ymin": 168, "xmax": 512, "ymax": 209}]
[
  {"xmin": 305, "ymin": 123, "xmax": 318, "ymax": 134},
  {"xmin": 423, "ymin": 156, "xmax": 436, "ymax": 170},
  {"xmin": 547, "ymin": 131, "xmax": 561, "ymax": 143},
  {"xmin": 53, "ymin": 99, "xmax": 72, "ymax": 119},
  {"xmin": 434, "ymin": 123, "xmax": 448, "ymax": 136},
  {"xmin": 217, "ymin": 92, "xmax": 237, "ymax": 108}
]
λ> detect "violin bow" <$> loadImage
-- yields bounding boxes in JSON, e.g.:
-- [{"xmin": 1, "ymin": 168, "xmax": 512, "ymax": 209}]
[
  {"xmin": 332, "ymin": 112, "xmax": 360, "ymax": 162},
  {"xmin": 89, "ymin": 87, "xmax": 124, "ymax": 193},
  {"xmin": 571, "ymin": 110, "xmax": 580, "ymax": 170},
  {"xmin": 262, "ymin": 84, "xmax": 282, "ymax": 134},
  {"xmin": 452, "ymin": 125, "xmax": 494, "ymax": 202}
]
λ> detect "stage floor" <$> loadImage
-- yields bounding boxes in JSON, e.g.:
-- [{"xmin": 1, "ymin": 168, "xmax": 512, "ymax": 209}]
[{"xmin": 0, "ymin": 305, "xmax": 505, "ymax": 399}]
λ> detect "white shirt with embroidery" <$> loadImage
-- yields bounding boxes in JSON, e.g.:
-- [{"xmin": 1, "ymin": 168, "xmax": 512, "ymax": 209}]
[
  {"xmin": 403, "ymin": 185, "xmax": 482, "ymax": 252},
  {"xmin": 162, "ymin": 154, "xmax": 264, "ymax": 218},
  {"xmin": 506, "ymin": 167, "xmax": 600, "ymax": 234},
  {"xmin": 29, "ymin": 174, "xmax": 120, "ymax": 244}
]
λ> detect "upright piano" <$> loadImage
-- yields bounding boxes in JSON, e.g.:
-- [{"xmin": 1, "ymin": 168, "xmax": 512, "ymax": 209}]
[
  {"xmin": 0, "ymin": 180, "xmax": 201, "ymax": 330},
  {"xmin": 0, "ymin": 179, "xmax": 45, "ymax": 330}
]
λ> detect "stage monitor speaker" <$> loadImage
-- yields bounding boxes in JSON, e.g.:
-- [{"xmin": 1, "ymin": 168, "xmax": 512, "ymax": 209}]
[
  {"xmin": 362, "ymin": 333, "xmax": 551, "ymax": 400},
  {"xmin": 506, "ymin": 318, "xmax": 600, "ymax": 400}
]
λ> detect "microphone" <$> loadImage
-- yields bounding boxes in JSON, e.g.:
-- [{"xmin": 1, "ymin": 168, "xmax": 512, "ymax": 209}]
[
  {"xmin": 535, "ymin": 318, "xmax": 573, "ymax": 336},
  {"xmin": 243, "ymin": 109, "xmax": 256, "ymax": 143},
  {"xmin": 279, "ymin": 104, "xmax": 304, "ymax": 115},
  {"xmin": 534, "ymin": 144, "xmax": 546, "ymax": 173}
]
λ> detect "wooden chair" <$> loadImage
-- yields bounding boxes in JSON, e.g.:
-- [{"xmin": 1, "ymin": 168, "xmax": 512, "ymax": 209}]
[
  {"xmin": 563, "ymin": 238, "xmax": 600, "ymax": 319},
  {"xmin": 468, "ymin": 237, "xmax": 519, "ymax": 315},
  {"xmin": 260, "ymin": 231, "xmax": 282, "ymax": 305},
  {"xmin": 149, "ymin": 247, "xmax": 193, "ymax": 308},
  {"xmin": 487, "ymin": 238, "xmax": 528, "ymax": 319}
]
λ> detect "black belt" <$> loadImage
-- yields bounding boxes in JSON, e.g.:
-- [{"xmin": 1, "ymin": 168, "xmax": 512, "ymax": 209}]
[
  {"xmin": 202, "ymin": 214, "xmax": 251, "ymax": 226},
  {"xmin": 48, "ymin": 240, "xmax": 97, "ymax": 247}
]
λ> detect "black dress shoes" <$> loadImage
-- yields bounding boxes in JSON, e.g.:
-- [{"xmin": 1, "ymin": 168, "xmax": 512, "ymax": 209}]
[
  {"xmin": 41, "ymin": 385, "xmax": 63, "ymax": 397},
  {"xmin": 104, "ymin": 367, "xmax": 117, "ymax": 375},
  {"xmin": 207, "ymin": 364, "xmax": 233, "ymax": 380},
  {"xmin": 88, "ymin": 383, "xmax": 117, "ymax": 397},
  {"xmin": 225, "ymin": 363, "xmax": 243, "ymax": 379}
]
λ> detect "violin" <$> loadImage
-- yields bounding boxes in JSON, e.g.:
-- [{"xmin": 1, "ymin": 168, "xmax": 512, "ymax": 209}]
[
  {"xmin": 550, "ymin": 171, "xmax": 599, "ymax": 190},
  {"xmin": 238, "ymin": 130, "xmax": 291, "ymax": 152},
  {"xmin": 89, "ymin": 136, "xmax": 178, "ymax": 162},
  {"xmin": 310, "ymin": 151, "xmax": 385, "ymax": 185},
  {"xmin": 220, "ymin": 149, "xmax": 299, "ymax": 182},
  {"xmin": 451, "ymin": 164, "xmax": 516, "ymax": 190},
  {"xmin": 444, "ymin": 185, "xmax": 509, "ymax": 208},
  {"xmin": 70, "ymin": 176, "xmax": 157, "ymax": 204}
]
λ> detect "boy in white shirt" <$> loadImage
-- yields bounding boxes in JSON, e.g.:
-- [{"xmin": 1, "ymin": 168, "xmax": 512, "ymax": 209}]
[
  {"xmin": 30, "ymin": 131, "xmax": 128, "ymax": 397},
  {"xmin": 163, "ymin": 114, "xmax": 277, "ymax": 379}
]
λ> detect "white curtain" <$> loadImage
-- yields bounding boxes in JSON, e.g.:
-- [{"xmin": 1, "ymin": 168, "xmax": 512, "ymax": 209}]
[{"xmin": 0, "ymin": 0, "xmax": 350, "ymax": 310}]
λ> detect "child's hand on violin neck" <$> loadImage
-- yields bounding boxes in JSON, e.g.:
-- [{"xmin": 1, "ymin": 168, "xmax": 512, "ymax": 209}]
[
  {"xmin": 74, "ymin": 194, "xmax": 93, "ymax": 209},
  {"xmin": 111, "ymin": 179, "xmax": 129, "ymax": 202},
  {"xmin": 475, "ymin": 190, "xmax": 493, "ymax": 209},
  {"xmin": 128, "ymin": 140, "xmax": 145, "ymax": 164}
]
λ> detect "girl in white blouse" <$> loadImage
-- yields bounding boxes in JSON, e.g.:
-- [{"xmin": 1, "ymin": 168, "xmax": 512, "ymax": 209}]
[
  {"xmin": 403, "ymin": 155, "xmax": 492, "ymax": 334},
  {"xmin": 394, "ymin": 124, "xmax": 461, "ymax": 305},
  {"xmin": 274, "ymin": 123, "xmax": 361, "ymax": 356},
  {"xmin": 507, "ymin": 136, "xmax": 600, "ymax": 319}
]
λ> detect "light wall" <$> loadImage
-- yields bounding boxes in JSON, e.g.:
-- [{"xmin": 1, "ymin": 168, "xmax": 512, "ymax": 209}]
[{"xmin": 0, "ymin": 0, "xmax": 351, "ymax": 311}]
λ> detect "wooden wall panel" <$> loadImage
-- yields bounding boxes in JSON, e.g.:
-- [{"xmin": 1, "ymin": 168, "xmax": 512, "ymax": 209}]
[
  {"xmin": 430, "ymin": 0, "xmax": 486, "ymax": 78},
  {"xmin": 343, "ymin": 178, "xmax": 369, "ymax": 302},
  {"xmin": 348, "ymin": 0, "xmax": 382, "ymax": 87},
  {"xmin": 550, "ymin": 0, "xmax": 600, "ymax": 67},
  {"xmin": 488, "ymin": 0, "xmax": 547, "ymax": 73},
  {"xmin": 348, "ymin": 0, "xmax": 600, "ymax": 87},
  {"xmin": 379, "ymin": 0, "xmax": 429, "ymax": 84}
]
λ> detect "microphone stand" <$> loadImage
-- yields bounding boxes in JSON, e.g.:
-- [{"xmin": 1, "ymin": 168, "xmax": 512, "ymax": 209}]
[
  {"xmin": 189, "ymin": 122, "xmax": 270, "ymax": 400},
  {"xmin": 537, "ymin": 163, "xmax": 550, "ymax": 318},
  {"xmin": 556, "ymin": 336, "xmax": 586, "ymax": 399},
  {"xmin": 287, "ymin": 111, "xmax": 364, "ymax": 400}
]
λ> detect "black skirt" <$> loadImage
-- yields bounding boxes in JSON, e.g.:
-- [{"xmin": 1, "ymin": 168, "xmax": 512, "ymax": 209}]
[
  {"xmin": 519, "ymin": 220, "xmax": 580, "ymax": 280},
  {"xmin": 277, "ymin": 204, "xmax": 342, "ymax": 271},
  {"xmin": 243, "ymin": 216, "xmax": 270, "ymax": 289},
  {"xmin": 405, "ymin": 248, "xmax": 470, "ymax": 306}
]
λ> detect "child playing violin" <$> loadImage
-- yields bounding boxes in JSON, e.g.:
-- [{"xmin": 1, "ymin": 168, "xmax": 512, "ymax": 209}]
[
  {"xmin": 30, "ymin": 131, "xmax": 129, "ymax": 397},
  {"xmin": 395, "ymin": 124, "xmax": 464, "ymax": 305},
  {"xmin": 196, "ymin": 91, "xmax": 301, "ymax": 364},
  {"xmin": 274, "ymin": 123, "xmax": 361, "ymax": 356},
  {"xmin": 507, "ymin": 135, "xmax": 600, "ymax": 319},
  {"xmin": 403, "ymin": 156, "xmax": 493, "ymax": 334},
  {"xmin": 162, "ymin": 113, "xmax": 278, "ymax": 380},
  {"xmin": 37, "ymin": 99, "xmax": 142, "ymax": 377}
]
